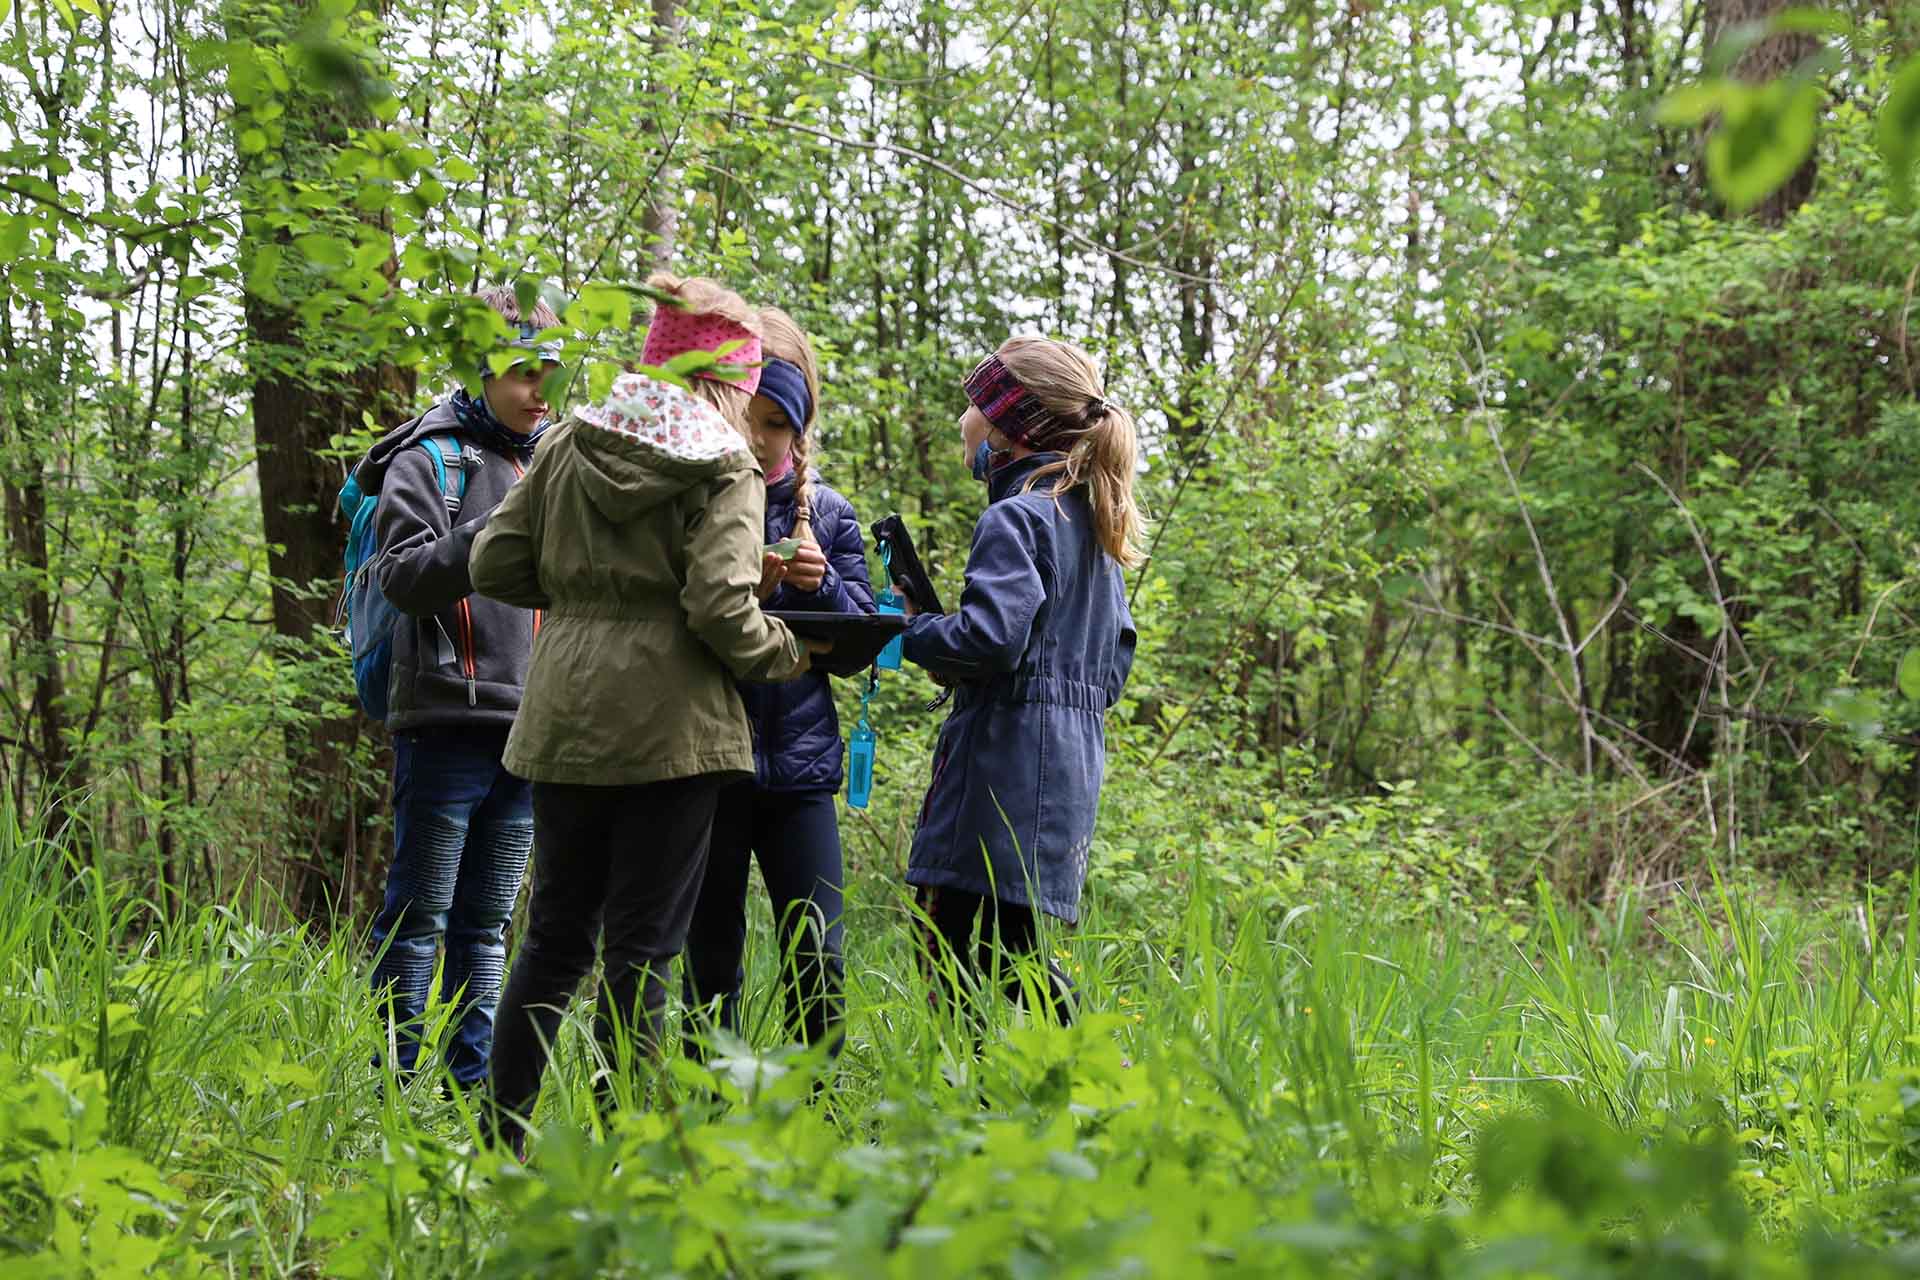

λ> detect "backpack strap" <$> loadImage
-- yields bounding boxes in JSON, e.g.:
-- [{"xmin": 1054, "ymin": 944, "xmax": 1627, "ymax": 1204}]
[{"xmin": 416, "ymin": 435, "xmax": 471, "ymax": 517}]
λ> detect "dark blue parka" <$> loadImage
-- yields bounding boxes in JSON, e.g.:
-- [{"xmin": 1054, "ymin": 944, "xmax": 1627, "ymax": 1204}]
[
  {"xmin": 901, "ymin": 453, "xmax": 1137, "ymax": 924},
  {"xmin": 742, "ymin": 472, "xmax": 875, "ymax": 790}
]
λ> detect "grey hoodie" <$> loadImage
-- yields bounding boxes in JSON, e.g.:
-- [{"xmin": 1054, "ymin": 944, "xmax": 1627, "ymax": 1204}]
[{"xmin": 355, "ymin": 400, "xmax": 538, "ymax": 733}]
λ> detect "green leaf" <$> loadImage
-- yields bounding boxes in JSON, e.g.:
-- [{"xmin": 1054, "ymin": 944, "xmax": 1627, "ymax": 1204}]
[
  {"xmin": 264, "ymin": 1062, "xmax": 319, "ymax": 1091},
  {"xmin": 1705, "ymin": 21, "xmax": 1770, "ymax": 76},
  {"xmin": 1821, "ymin": 687, "xmax": 1885, "ymax": 743},
  {"xmin": 587, "ymin": 362, "xmax": 617, "ymax": 401},
  {"xmin": 238, "ymin": 128, "xmax": 269, "ymax": 155},
  {"xmin": 1705, "ymin": 80, "xmax": 1818, "ymax": 213},
  {"xmin": 245, "ymin": 243, "xmax": 283, "ymax": 300},
  {"xmin": 1879, "ymin": 56, "xmax": 1920, "ymax": 212},
  {"xmin": 292, "ymin": 233, "xmax": 352, "ymax": 269},
  {"xmin": 398, "ymin": 242, "xmax": 436, "ymax": 281},
  {"xmin": 576, "ymin": 283, "xmax": 632, "ymax": 332},
  {"xmin": 227, "ymin": 49, "xmax": 263, "ymax": 106},
  {"xmin": 1899, "ymin": 650, "xmax": 1920, "ymax": 702},
  {"xmin": 1655, "ymin": 81, "xmax": 1729, "ymax": 129},
  {"xmin": 47, "ymin": 0, "xmax": 75, "ymax": 31},
  {"xmin": 351, "ymin": 236, "xmax": 390, "ymax": 275},
  {"xmin": 0, "ymin": 0, "xmax": 12, "ymax": 26},
  {"xmin": 661, "ymin": 348, "xmax": 719, "ymax": 379},
  {"xmin": 1381, "ymin": 573, "xmax": 1421, "ymax": 604},
  {"xmin": 70, "ymin": 0, "xmax": 100, "ymax": 16},
  {"xmin": 0, "ymin": 215, "xmax": 32, "ymax": 262},
  {"xmin": 1769, "ymin": 6, "xmax": 1850, "ymax": 37}
]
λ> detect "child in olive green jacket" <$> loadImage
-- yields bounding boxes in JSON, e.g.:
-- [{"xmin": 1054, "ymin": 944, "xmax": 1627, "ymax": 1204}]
[{"xmin": 471, "ymin": 276, "xmax": 812, "ymax": 1150}]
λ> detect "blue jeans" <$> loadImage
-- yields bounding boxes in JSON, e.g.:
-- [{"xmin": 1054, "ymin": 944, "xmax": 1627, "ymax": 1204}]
[
  {"xmin": 683, "ymin": 785, "xmax": 846, "ymax": 1055},
  {"xmin": 371, "ymin": 726, "xmax": 533, "ymax": 1086}
]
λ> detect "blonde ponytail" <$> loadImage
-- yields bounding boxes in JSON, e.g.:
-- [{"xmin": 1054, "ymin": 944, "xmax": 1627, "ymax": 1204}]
[
  {"xmin": 1070, "ymin": 403, "xmax": 1145, "ymax": 569},
  {"xmin": 756, "ymin": 305, "xmax": 825, "ymax": 542},
  {"xmin": 994, "ymin": 337, "xmax": 1145, "ymax": 569}
]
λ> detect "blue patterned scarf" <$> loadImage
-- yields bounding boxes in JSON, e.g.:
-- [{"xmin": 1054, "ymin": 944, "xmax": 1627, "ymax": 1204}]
[{"xmin": 450, "ymin": 387, "xmax": 550, "ymax": 456}]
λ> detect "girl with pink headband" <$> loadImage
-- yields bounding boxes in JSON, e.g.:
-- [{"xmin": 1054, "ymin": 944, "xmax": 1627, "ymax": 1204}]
[
  {"xmin": 472, "ymin": 273, "xmax": 823, "ymax": 1153},
  {"xmin": 638, "ymin": 293, "xmax": 765, "ymax": 394},
  {"xmin": 895, "ymin": 335, "xmax": 1142, "ymax": 1026}
]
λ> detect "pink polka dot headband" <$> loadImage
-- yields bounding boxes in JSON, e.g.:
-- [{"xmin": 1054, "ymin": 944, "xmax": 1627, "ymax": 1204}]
[{"xmin": 640, "ymin": 304, "xmax": 763, "ymax": 395}]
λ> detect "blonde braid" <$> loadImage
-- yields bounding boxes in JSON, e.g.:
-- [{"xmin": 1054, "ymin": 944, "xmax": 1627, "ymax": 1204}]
[{"xmin": 789, "ymin": 427, "xmax": 814, "ymax": 543}]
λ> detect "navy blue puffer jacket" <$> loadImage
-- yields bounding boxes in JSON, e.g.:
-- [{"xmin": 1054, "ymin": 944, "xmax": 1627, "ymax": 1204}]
[{"xmin": 742, "ymin": 472, "xmax": 875, "ymax": 790}]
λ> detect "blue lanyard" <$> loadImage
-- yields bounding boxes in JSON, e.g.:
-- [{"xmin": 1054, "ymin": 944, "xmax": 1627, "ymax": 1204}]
[{"xmin": 848, "ymin": 545, "xmax": 899, "ymax": 810}]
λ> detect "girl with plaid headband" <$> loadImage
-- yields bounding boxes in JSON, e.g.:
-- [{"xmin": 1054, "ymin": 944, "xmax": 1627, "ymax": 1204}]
[{"xmin": 896, "ymin": 336, "xmax": 1141, "ymax": 1024}]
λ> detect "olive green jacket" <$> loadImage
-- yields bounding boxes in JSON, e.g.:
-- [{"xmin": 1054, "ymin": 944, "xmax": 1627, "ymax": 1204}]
[{"xmin": 469, "ymin": 396, "xmax": 804, "ymax": 786}]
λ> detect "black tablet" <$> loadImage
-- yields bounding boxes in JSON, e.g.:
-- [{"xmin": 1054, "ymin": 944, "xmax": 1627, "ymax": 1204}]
[
  {"xmin": 871, "ymin": 514, "xmax": 947, "ymax": 615},
  {"xmin": 766, "ymin": 611, "xmax": 909, "ymax": 676}
]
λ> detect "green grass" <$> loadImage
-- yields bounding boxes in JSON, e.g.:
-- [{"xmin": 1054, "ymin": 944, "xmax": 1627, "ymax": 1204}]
[{"xmin": 2, "ymin": 803, "xmax": 1919, "ymax": 1277}]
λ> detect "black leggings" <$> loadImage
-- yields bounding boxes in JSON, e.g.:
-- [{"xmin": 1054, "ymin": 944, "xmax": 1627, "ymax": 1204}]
[
  {"xmin": 487, "ymin": 773, "xmax": 722, "ymax": 1147},
  {"xmin": 682, "ymin": 784, "xmax": 846, "ymax": 1057},
  {"xmin": 915, "ymin": 886, "xmax": 1076, "ymax": 1025}
]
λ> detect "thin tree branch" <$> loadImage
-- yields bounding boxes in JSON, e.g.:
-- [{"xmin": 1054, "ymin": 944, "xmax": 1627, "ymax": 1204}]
[{"xmin": 715, "ymin": 108, "xmax": 1225, "ymax": 287}]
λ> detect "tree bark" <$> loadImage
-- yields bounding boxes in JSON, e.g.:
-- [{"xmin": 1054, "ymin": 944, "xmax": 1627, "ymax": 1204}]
[{"xmin": 1, "ymin": 58, "xmax": 86, "ymax": 850}]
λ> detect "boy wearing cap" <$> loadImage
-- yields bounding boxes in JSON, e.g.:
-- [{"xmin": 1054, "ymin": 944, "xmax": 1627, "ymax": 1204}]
[{"xmin": 354, "ymin": 285, "xmax": 562, "ymax": 1091}]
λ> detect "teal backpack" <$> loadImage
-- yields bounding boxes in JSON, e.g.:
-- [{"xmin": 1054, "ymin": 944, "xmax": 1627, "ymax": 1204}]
[{"xmin": 336, "ymin": 434, "xmax": 469, "ymax": 721}]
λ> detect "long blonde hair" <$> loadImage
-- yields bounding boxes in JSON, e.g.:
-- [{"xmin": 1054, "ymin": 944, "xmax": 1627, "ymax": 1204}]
[
  {"xmin": 757, "ymin": 306, "xmax": 823, "ymax": 542},
  {"xmin": 995, "ymin": 336, "xmax": 1144, "ymax": 569},
  {"xmin": 644, "ymin": 272, "xmax": 762, "ymax": 434}
]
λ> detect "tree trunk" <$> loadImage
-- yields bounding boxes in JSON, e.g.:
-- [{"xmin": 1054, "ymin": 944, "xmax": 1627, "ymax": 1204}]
[
  {"xmin": 639, "ymin": 0, "xmax": 685, "ymax": 270},
  {"xmin": 230, "ymin": 0, "xmax": 415, "ymax": 922},
  {"xmin": 0, "ymin": 71, "xmax": 87, "ymax": 850},
  {"xmin": 0, "ymin": 430, "xmax": 78, "ymax": 842},
  {"xmin": 244, "ymin": 291, "xmax": 411, "ymax": 920}
]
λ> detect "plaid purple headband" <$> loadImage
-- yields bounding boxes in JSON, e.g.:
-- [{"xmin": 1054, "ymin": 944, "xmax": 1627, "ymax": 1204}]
[{"xmin": 963, "ymin": 354, "xmax": 1070, "ymax": 448}]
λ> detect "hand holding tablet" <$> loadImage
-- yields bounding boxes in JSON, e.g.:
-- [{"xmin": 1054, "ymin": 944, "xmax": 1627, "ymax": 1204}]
[{"xmin": 766, "ymin": 611, "xmax": 909, "ymax": 675}]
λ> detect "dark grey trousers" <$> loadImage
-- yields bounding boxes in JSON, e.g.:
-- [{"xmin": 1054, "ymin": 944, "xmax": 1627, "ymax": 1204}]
[{"xmin": 487, "ymin": 772, "xmax": 724, "ymax": 1146}]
